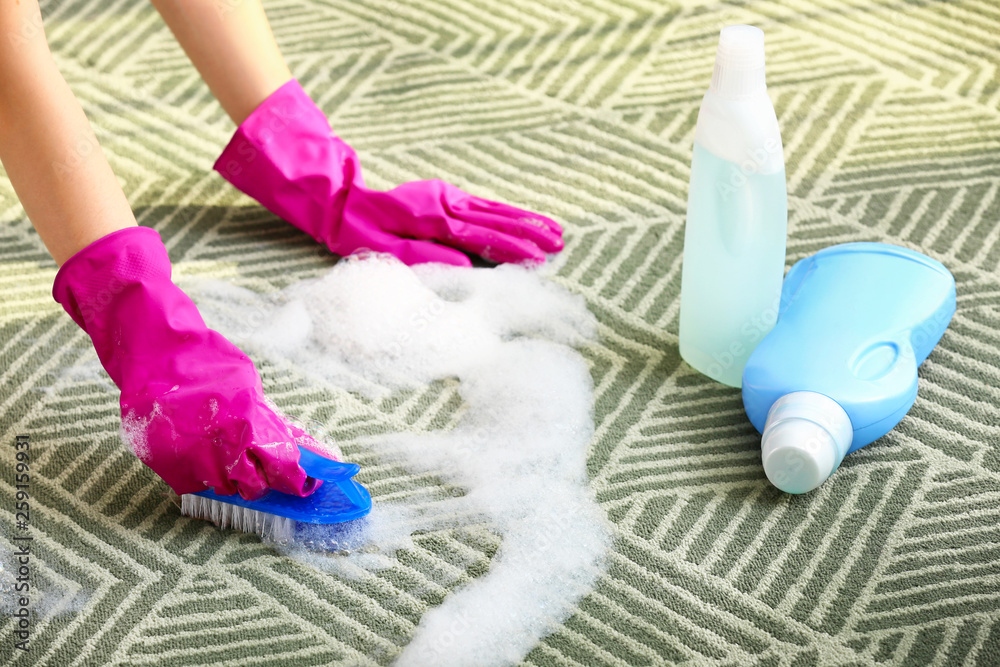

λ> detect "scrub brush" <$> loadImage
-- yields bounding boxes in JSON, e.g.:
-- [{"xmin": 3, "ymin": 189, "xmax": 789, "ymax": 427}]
[{"xmin": 179, "ymin": 445, "xmax": 371, "ymax": 543}]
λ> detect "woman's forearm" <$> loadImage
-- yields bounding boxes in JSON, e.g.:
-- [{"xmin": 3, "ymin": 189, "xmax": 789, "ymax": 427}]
[
  {"xmin": 0, "ymin": 0, "xmax": 136, "ymax": 266},
  {"xmin": 150, "ymin": 0, "xmax": 293, "ymax": 125}
]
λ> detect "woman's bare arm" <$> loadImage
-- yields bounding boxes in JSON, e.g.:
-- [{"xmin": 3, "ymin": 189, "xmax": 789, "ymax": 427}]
[
  {"xmin": 150, "ymin": 0, "xmax": 293, "ymax": 125},
  {"xmin": 0, "ymin": 0, "xmax": 136, "ymax": 266}
]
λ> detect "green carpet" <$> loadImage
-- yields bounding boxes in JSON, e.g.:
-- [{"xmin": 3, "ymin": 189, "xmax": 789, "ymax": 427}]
[{"xmin": 2, "ymin": 0, "xmax": 1000, "ymax": 664}]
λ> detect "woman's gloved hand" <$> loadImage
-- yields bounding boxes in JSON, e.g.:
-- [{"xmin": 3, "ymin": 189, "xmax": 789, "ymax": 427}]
[
  {"xmin": 214, "ymin": 79, "xmax": 563, "ymax": 267},
  {"xmin": 53, "ymin": 226, "xmax": 322, "ymax": 501}
]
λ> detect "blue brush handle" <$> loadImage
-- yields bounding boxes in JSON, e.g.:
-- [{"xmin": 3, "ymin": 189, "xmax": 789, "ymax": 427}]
[
  {"xmin": 191, "ymin": 445, "xmax": 372, "ymax": 524},
  {"xmin": 298, "ymin": 446, "xmax": 361, "ymax": 480}
]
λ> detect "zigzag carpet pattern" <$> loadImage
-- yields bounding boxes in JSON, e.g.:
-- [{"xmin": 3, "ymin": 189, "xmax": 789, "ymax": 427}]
[{"xmin": 2, "ymin": 0, "xmax": 999, "ymax": 664}]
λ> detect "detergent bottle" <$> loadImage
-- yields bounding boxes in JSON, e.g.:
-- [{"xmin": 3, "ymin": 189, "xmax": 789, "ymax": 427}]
[
  {"xmin": 742, "ymin": 243, "xmax": 957, "ymax": 494},
  {"xmin": 679, "ymin": 24, "xmax": 787, "ymax": 387}
]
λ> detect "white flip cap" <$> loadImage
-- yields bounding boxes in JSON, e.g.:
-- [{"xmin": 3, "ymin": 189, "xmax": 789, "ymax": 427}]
[
  {"xmin": 710, "ymin": 25, "xmax": 767, "ymax": 99},
  {"xmin": 761, "ymin": 391, "xmax": 854, "ymax": 494}
]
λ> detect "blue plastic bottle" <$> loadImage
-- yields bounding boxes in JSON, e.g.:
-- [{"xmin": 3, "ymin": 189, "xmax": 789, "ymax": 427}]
[{"xmin": 742, "ymin": 243, "xmax": 956, "ymax": 493}]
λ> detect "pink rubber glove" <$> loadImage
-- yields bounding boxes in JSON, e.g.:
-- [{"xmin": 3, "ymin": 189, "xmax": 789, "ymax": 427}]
[
  {"xmin": 53, "ymin": 226, "xmax": 321, "ymax": 501},
  {"xmin": 214, "ymin": 79, "xmax": 563, "ymax": 267}
]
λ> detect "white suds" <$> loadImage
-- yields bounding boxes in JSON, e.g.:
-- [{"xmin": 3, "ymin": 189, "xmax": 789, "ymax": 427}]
[
  {"xmin": 119, "ymin": 409, "xmax": 151, "ymax": 461},
  {"xmin": 191, "ymin": 255, "xmax": 612, "ymax": 667},
  {"xmin": 0, "ymin": 540, "xmax": 89, "ymax": 618}
]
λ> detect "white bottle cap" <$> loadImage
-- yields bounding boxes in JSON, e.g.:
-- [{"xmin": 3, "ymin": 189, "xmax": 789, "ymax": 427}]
[
  {"xmin": 710, "ymin": 25, "xmax": 767, "ymax": 99},
  {"xmin": 760, "ymin": 391, "xmax": 854, "ymax": 494}
]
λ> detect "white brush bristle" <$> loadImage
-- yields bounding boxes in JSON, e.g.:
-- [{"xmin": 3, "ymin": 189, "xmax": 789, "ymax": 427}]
[{"xmin": 180, "ymin": 494, "xmax": 295, "ymax": 543}]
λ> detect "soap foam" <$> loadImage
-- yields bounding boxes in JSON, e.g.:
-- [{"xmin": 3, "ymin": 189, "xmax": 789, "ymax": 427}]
[
  {"xmin": 191, "ymin": 255, "xmax": 611, "ymax": 667},
  {"xmin": 0, "ymin": 540, "xmax": 89, "ymax": 618}
]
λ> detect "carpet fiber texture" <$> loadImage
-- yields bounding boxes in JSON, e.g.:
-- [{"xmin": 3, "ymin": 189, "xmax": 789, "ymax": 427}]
[{"xmin": 2, "ymin": 0, "xmax": 1000, "ymax": 665}]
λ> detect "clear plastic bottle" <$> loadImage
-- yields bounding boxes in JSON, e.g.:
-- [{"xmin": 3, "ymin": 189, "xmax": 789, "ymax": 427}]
[{"xmin": 678, "ymin": 25, "xmax": 787, "ymax": 387}]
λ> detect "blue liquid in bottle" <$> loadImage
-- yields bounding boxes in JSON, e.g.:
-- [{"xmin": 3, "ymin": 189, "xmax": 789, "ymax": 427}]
[
  {"xmin": 678, "ymin": 25, "xmax": 787, "ymax": 387},
  {"xmin": 679, "ymin": 142, "xmax": 788, "ymax": 387}
]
